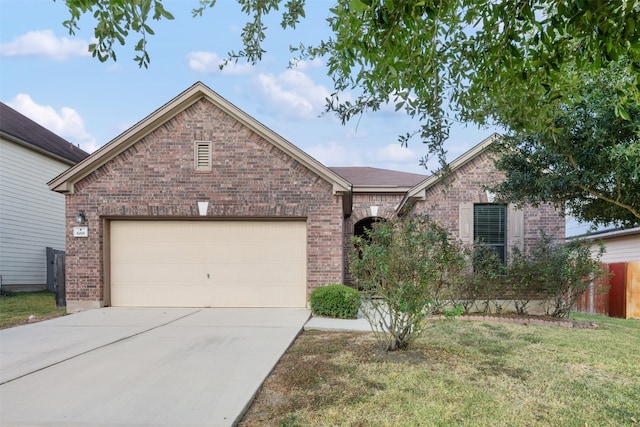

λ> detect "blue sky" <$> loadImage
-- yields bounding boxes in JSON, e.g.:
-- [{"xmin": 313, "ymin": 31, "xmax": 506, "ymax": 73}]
[{"xmin": 0, "ymin": 0, "xmax": 499, "ymax": 175}]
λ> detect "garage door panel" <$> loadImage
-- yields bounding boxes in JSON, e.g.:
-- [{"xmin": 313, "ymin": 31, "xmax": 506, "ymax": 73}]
[
  {"xmin": 111, "ymin": 243, "xmax": 201, "ymax": 265},
  {"xmin": 111, "ymin": 264, "xmax": 202, "ymax": 286},
  {"xmin": 110, "ymin": 221, "xmax": 307, "ymax": 308},
  {"xmin": 111, "ymin": 284, "xmax": 306, "ymax": 308},
  {"xmin": 213, "ymin": 265, "xmax": 302, "ymax": 284},
  {"xmin": 203, "ymin": 247, "xmax": 302, "ymax": 264},
  {"xmin": 111, "ymin": 285, "xmax": 206, "ymax": 308}
]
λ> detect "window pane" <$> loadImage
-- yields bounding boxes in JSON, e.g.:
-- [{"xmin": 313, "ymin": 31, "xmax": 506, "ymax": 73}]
[{"xmin": 474, "ymin": 204, "xmax": 506, "ymax": 262}]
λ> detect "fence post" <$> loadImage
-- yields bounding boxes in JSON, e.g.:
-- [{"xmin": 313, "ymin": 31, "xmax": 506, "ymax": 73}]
[
  {"xmin": 627, "ymin": 261, "xmax": 640, "ymax": 319},
  {"xmin": 608, "ymin": 263, "xmax": 627, "ymax": 318},
  {"xmin": 53, "ymin": 253, "xmax": 66, "ymax": 308}
]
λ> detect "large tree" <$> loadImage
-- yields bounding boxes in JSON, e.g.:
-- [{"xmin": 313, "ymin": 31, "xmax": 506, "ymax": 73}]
[
  {"xmin": 491, "ymin": 65, "xmax": 640, "ymax": 227},
  {"xmin": 60, "ymin": 0, "xmax": 640, "ymax": 219},
  {"xmin": 60, "ymin": 1, "xmax": 640, "ymax": 126}
]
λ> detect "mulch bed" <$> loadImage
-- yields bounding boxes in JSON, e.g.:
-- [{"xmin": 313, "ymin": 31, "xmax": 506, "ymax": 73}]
[{"xmin": 429, "ymin": 314, "xmax": 599, "ymax": 329}]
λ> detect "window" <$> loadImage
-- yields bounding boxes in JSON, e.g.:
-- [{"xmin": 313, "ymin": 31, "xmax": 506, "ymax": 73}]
[
  {"xmin": 194, "ymin": 141, "xmax": 212, "ymax": 171},
  {"xmin": 473, "ymin": 204, "xmax": 507, "ymax": 263},
  {"xmin": 459, "ymin": 202, "xmax": 523, "ymax": 260}
]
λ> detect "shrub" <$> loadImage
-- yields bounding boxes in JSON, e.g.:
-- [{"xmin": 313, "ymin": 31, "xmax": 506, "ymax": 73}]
[
  {"xmin": 505, "ymin": 232, "xmax": 605, "ymax": 317},
  {"xmin": 310, "ymin": 284, "xmax": 361, "ymax": 319},
  {"xmin": 504, "ymin": 246, "xmax": 539, "ymax": 315},
  {"xmin": 469, "ymin": 243, "xmax": 508, "ymax": 314},
  {"xmin": 534, "ymin": 234, "xmax": 604, "ymax": 317},
  {"xmin": 349, "ymin": 215, "xmax": 466, "ymax": 351}
]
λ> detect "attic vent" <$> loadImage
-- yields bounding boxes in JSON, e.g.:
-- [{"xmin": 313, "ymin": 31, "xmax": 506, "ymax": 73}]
[{"xmin": 194, "ymin": 141, "xmax": 212, "ymax": 171}]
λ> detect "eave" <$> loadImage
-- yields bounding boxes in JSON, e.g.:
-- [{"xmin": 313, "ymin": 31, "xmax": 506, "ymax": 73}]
[
  {"xmin": 352, "ymin": 185, "xmax": 414, "ymax": 193},
  {"xmin": 2, "ymin": 131, "xmax": 77, "ymax": 167}
]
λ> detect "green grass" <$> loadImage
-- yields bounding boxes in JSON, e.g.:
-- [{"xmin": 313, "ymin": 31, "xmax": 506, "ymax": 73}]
[
  {"xmin": 0, "ymin": 291, "xmax": 66, "ymax": 329},
  {"xmin": 240, "ymin": 314, "xmax": 640, "ymax": 427}
]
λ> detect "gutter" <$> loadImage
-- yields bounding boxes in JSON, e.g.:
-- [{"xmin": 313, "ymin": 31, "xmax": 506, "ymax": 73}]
[{"xmin": 570, "ymin": 227, "xmax": 640, "ymax": 241}]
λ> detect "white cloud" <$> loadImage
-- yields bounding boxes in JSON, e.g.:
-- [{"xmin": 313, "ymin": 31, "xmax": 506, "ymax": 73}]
[
  {"xmin": 8, "ymin": 94, "xmax": 99, "ymax": 153},
  {"xmin": 306, "ymin": 141, "xmax": 365, "ymax": 167},
  {"xmin": 255, "ymin": 69, "xmax": 330, "ymax": 120},
  {"xmin": 0, "ymin": 30, "xmax": 90, "ymax": 60},
  {"xmin": 376, "ymin": 143, "xmax": 417, "ymax": 162},
  {"xmin": 306, "ymin": 139, "xmax": 428, "ymax": 173},
  {"xmin": 187, "ymin": 51, "xmax": 253, "ymax": 75},
  {"xmin": 346, "ymin": 127, "xmax": 369, "ymax": 139},
  {"xmin": 290, "ymin": 58, "xmax": 323, "ymax": 70}
]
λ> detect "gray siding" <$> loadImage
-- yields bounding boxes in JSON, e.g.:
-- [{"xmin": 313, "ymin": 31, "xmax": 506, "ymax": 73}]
[{"xmin": 0, "ymin": 139, "xmax": 70, "ymax": 286}]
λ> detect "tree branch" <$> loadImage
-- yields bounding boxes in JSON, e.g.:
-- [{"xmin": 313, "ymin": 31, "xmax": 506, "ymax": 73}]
[
  {"xmin": 566, "ymin": 152, "xmax": 640, "ymax": 220},
  {"xmin": 577, "ymin": 183, "xmax": 640, "ymax": 220}
]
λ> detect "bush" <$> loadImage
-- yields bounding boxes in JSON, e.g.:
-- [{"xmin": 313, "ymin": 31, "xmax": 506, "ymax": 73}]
[
  {"xmin": 504, "ymin": 232, "xmax": 605, "ymax": 317},
  {"xmin": 533, "ymin": 234, "xmax": 604, "ymax": 317},
  {"xmin": 310, "ymin": 284, "xmax": 361, "ymax": 319},
  {"xmin": 504, "ymin": 246, "xmax": 539, "ymax": 315},
  {"xmin": 470, "ymin": 243, "xmax": 508, "ymax": 314},
  {"xmin": 349, "ymin": 215, "xmax": 466, "ymax": 351}
]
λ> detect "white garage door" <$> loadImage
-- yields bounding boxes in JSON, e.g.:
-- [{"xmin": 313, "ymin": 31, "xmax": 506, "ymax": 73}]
[{"xmin": 110, "ymin": 220, "xmax": 307, "ymax": 307}]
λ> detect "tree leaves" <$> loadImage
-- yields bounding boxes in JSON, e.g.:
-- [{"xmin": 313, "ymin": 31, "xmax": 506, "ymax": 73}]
[
  {"xmin": 61, "ymin": 0, "xmax": 175, "ymax": 68},
  {"xmin": 491, "ymin": 63, "xmax": 640, "ymax": 226},
  {"xmin": 59, "ymin": 0, "xmax": 640, "ymax": 220}
]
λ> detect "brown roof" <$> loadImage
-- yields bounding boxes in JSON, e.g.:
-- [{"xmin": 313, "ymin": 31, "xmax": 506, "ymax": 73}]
[
  {"xmin": 329, "ymin": 166, "xmax": 427, "ymax": 187},
  {"xmin": 0, "ymin": 102, "xmax": 89, "ymax": 164}
]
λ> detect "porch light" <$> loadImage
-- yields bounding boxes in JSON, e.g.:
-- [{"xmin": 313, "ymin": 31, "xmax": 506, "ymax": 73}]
[{"xmin": 76, "ymin": 210, "xmax": 87, "ymax": 224}]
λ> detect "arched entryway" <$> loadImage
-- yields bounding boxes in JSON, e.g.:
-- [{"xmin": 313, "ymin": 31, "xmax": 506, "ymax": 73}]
[
  {"xmin": 349, "ymin": 216, "xmax": 386, "ymax": 289},
  {"xmin": 353, "ymin": 216, "xmax": 386, "ymax": 240}
]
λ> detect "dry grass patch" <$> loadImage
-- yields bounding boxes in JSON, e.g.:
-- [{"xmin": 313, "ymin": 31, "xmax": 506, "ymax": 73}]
[{"xmin": 240, "ymin": 315, "xmax": 640, "ymax": 427}]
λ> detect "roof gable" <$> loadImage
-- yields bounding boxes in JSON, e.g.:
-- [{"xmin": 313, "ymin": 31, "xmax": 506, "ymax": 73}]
[
  {"xmin": 0, "ymin": 103, "xmax": 89, "ymax": 164},
  {"xmin": 48, "ymin": 82, "xmax": 351, "ymax": 195},
  {"xmin": 397, "ymin": 133, "xmax": 500, "ymax": 211}
]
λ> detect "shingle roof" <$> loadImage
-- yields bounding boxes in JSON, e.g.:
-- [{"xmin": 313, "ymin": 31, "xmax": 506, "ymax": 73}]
[
  {"xmin": 0, "ymin": 102, "xmax": 89, "ymax": 164},
  {"xmin": 329, "ymin": 166, "xmax": 427, "ymax": 187}
]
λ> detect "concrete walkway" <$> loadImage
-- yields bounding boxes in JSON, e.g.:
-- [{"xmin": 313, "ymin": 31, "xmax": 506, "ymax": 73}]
[
  {"xmin": 304, "ymin": 314, "xmax": 373, "ymax": 332},
  {"xmin": 0, "ymin": 308, "xmax": 309, "ymax": 427}
]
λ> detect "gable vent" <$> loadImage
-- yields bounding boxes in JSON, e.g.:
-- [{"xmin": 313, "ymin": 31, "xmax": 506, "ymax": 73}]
[{"xmin": 194, "ymin": 141, "xmax": 212, "ymax": 171}]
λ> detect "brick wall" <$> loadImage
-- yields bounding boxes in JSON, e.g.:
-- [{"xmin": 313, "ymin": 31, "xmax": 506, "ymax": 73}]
[
  {"xmin": 65, "ymin": 99, "xmax": 344, "ymax": 307},
  {"xmin": 411, "ymin": 150, "xmax": 565, "ymax": 248}
]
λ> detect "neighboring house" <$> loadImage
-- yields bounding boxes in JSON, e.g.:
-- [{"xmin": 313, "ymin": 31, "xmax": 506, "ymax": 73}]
[
  {"xmin": 574, "ymin": 227, "xmax": 640, "ymax": 319},
  {"xmin": 581, "ymin": 227, "xmax": 640, "ymax": 264},
  {"xmin": 48, "ymin": 82, "xmax": 565, "ymax": 312},
  {"xmin": 0, "ymin": 103, "xmax": 89, "ymax": 291}
]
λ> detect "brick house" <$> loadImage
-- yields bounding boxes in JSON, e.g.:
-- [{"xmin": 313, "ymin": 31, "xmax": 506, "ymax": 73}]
[{"xmin": 49, "ymin": 82, "xmax": 564, "ymax": 312}]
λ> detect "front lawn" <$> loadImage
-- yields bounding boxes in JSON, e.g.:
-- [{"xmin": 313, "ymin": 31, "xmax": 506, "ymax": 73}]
[
  {"xmin": 0, "ymin": 291, "xmax": 66, "ymax": 329},
  {"xmin": 240, "ymin": 314, "xmax": 640, "ymax": 426}
]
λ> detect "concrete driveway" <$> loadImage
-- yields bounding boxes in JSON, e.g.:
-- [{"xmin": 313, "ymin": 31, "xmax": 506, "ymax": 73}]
[{"xmin": 0, "ymin": 307, "xmax": 310, "ymax": 427}]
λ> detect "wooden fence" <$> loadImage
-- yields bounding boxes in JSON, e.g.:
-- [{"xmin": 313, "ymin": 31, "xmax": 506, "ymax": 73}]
[
  {"xmin": 575, "ymin": 261, "xmax": 640, "ymax": 319},
  {"xmin": 46, "ymin": 247, "xmax": 66, "ymax": 308}
]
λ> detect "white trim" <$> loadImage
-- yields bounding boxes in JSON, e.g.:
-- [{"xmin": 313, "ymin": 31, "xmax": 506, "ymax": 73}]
[
  {"xmin": 575, "ymin": 227, "xmax": 640, "ymax": 241},
  {"xmin": 352, "ymin": 185, "xmax": 414, "ymax": 193}
]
